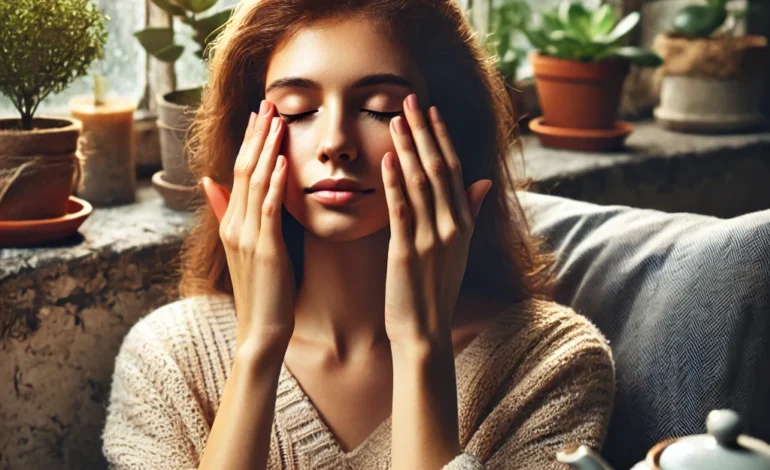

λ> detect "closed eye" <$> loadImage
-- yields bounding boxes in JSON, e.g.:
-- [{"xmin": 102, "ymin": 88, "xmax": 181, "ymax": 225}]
[{"xmin": 278, "ymin": 110, "xmax": 404, "ymax": 125}]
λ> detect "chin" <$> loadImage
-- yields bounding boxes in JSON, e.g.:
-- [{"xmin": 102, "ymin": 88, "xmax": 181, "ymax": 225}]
[{"xmin": 282, "ymin": 200, "xmax": 387, "ymax": 242}]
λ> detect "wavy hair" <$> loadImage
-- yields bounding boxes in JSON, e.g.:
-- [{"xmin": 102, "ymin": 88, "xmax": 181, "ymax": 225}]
[{"xmin": 180, "ymin": 0, "xmax": 555, "ymax": 305}]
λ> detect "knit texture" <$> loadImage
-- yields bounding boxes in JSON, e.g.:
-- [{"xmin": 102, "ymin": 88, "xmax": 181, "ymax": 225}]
[{"xmin": 102, "ymin": 295, "xmax": 615, "ymax": 469}]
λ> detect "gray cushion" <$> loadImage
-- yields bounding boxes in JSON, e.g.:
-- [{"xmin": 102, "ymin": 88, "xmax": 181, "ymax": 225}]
[{"xmin": 518, "ymin": 191, "xmax": 770, "ymax": 469}]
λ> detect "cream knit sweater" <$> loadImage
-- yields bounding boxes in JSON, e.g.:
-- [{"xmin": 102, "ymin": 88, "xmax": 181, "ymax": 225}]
[{"xmin": 102, "ymin": 295, "xmax": 615, "ymax": 469}]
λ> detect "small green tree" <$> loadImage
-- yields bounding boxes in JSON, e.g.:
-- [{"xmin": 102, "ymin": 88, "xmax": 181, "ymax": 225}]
[{"xmin": 0, "ymin": 0, "xmax": 108, "ymax": 131}]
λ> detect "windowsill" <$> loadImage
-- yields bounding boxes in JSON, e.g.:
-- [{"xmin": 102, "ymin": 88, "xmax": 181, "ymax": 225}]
[{"xmin": 521, "ymin": 120, "xmax": 770, "ymax": 218}]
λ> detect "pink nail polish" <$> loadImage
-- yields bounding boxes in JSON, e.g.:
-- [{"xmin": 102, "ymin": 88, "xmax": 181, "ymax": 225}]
[
  {"xmin": 259, "ymin": 100, "xmax": 268, "ymax": 115},
  {"xmin": 430, "ymin": 106, "xmax": 443, "ymax": 123},
  {"xmin": 406, "ymin": 94, "xmax": 418, "ymax": 111},
  {"xmin": 392, "ymin": 116, "xmax": 409, "ymax": 135}
]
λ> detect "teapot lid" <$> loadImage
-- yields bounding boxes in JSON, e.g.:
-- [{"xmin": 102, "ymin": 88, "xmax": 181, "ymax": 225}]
[{"xmin": 659, "ymin": 410, "xmax": 770, "ymax": 470}]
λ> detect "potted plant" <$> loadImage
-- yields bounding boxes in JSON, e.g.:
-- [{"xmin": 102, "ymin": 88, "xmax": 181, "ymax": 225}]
[
  {"xmin": 484, "ymin": 0, "xmax": 536, "ymax": 123},
  {"xmin": 0, "ymin": 0, "xmax": 107, "ymax": 221},
  {"xmin": 523, "ymin": 1, "xmax": 663, "ymax": 151},
  {"xmin": 653, "ymin": 0, "xmax": 769, "ymax": 133},
  {"xmin": 135, "ymin": 0, "xmax": 232, "ymax": 210}
]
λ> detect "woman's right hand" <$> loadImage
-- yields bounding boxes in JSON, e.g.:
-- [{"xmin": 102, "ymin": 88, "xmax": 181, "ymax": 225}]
[{"xmin": 202, "ymin": 101, "xmax": 295, "ymax": 352}]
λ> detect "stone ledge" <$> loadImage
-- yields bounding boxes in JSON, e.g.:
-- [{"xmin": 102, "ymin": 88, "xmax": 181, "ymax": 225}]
[
  {"xmin": 1, "ymin": 181, "xmax": 193, "ymax": 282},
  {"xmin": 522, "ymin": 120, "xmax": 770, "ymax": 217}
]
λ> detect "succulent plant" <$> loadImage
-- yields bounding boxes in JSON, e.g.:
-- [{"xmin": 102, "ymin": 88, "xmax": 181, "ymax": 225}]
[
  {"xmin": 524, "ymin": 0, "xmax": 663, "ymax": 67},
  {"xmin": 671, "ymin": 0, "xmax": 733, "ymax": 38},
  {"xmin": 135, "ymin": 0, "xmax": 232, "ymax": 64}
]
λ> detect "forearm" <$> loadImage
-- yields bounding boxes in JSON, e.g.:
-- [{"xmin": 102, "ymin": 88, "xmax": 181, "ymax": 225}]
[
  {"xmin": 391, "ymin": 336, "xmax": 462, "ymax": 470},
  {"xmin": 198, "ymin": 339, "xmax": 287, "ymax": 470}
]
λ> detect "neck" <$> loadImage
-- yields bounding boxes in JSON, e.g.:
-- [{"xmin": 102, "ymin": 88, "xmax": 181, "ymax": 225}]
[{"xmin": 293, "ymin": 227, "xmax": 391, "ymax": 356}]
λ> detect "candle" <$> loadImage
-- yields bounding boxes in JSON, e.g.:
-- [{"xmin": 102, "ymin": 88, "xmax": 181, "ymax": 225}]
[{"xmin": 69, "ymin": 95, "xmax": 136, "ymax": 206}]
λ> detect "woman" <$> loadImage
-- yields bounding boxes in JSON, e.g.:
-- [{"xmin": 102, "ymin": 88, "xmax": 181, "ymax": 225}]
[{"xmin": 102, "ymin": 0, "xmax": 615, "ymax": 468}]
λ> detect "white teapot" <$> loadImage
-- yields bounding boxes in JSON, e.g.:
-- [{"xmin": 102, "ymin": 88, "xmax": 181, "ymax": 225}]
[{"xmin": 557, "ymin": 410, "xmax": 770, "ymax": 470}]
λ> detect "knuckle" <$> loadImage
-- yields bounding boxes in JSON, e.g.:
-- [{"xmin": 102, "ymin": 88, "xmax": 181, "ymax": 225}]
[
  {"xmin": 393, "ymin": 203, "xmax": 410, "ymax": 221},
  {"xmin": 445, "ymin": 160, "xmax": 462, "ymax": 178},
  {"xmin": 415, "ymin": 235, "xmax": 437, "ymax": 256},
  {"xmin": 220, "ymin": 228, "xmax": 238, "ymax": 247},
  {"xmin": 249, "ymin": 176, "xmax": 264, "ymax": 192},
  {"xmin": 233, "ymin": 165, "xmax": 251, "ymax": 178},
  {"xmin": 410, "ymin": 174, "xmax": 429, "ymax": 192},
  {"xmin": 261, "ymin": 202, "xmax": 276, "ymax": 217},
  {"xmin": 440, "ymin": 226, "xmax": 459, "ymax": 244},
  {"xmin": 424, "ymin": 157, "xmax": 445, "ymax": 177}
]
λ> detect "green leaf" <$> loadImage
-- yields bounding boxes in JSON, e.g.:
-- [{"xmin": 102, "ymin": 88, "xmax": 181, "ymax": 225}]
[
  {"xmin": 150, "ymin": 0, "xmax": 185, "ymax": 16},
  {"xmin": 590, "ymin": 4, "xmax": 617, "ymax": 37},
  {"xmin": 541, "ymin": 11, "xmax": 563, "ymax": 34},
  {"xmin": 564, "ymin": 2, "xmax": 592, "ymax": 40},
  {"xmin": 523, "ymin": 27, "xmax": 549, "ymax": 50},
  {"xmin": 134, "ymin": 28, "xmax": 174, "ymax": 55},
  {"xmin": 153, "ymin": 44, "xmax": 185, "ymax": 62},
  {"xmin": 595, "ymin": 11, "xmax": 639, "ymax": 44},
  {"xmin": 178, "ymin": 0, "xmax": 218, "ymax": 14},
  {"xmin": 612, "ymin": 46, "xmax": 663, "ymax": 67},
  {"xmin": 671, "ymin": 4, "xmax": 727, "ymax": 38},
  {"xmin": 190, "ymin": 9, "xmax": 232, "ymax": 46}
]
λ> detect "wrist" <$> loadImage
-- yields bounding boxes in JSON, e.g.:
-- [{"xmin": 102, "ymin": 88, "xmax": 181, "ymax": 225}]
[
  {"xmin": 235, "ymin": 336, "xmax": 288, "ymax": 373},
  {"xmin": 390, "ymin": 332, "xmax": 454, "ymax": 365}
]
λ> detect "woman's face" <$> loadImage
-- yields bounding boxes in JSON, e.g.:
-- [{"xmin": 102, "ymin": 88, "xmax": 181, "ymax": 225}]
[{"xmin": 265, "ymin": 16, "xmax": 427, "ymax": 242}]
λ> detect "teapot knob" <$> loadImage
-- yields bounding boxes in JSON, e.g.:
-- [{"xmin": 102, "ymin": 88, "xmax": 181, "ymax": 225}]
[{"xmin": 706, "ymin": 409, "xmax": 743, "ymax": 447}]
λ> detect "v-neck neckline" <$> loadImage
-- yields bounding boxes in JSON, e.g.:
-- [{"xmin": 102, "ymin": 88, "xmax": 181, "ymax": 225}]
[{"xmin": 274, "ymin": 302, "xmax": 520, "ymax": 464}]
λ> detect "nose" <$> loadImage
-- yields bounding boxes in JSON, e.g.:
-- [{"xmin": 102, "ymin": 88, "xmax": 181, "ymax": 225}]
[{"xmin": 316, "ymin": 107, "xmax": 358, "ymax": 164}]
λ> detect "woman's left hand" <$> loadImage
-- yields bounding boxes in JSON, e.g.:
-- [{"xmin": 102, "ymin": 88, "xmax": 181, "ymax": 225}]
[{"xmin": 382, "ymin": 93, "xmax": 493, "ymax": 347}]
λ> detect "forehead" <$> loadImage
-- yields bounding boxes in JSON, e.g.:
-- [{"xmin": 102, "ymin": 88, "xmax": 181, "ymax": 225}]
[{"xmin": 265, "ymin": 16, "xmax": 422, "ymax": 90}]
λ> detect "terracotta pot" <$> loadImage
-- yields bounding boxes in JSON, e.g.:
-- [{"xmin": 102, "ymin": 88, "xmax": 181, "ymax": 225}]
[
  {"xmin": 0, "ymin": 117, "xmax": 82, "ymax": 221},
  {"xmin": 531, "ymin": 52, "xmax": 630, "ymax": 129}
]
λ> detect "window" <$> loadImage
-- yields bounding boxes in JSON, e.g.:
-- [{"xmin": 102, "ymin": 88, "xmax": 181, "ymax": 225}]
[{"xmin": 0, "ymin": 0, "xmax": 146, "ymax": 118}]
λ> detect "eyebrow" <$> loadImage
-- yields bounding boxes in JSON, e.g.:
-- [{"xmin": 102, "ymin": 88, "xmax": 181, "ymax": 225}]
[{"xmin": 265, "ymin": 73, "xmax": 413, "ymax": 94}]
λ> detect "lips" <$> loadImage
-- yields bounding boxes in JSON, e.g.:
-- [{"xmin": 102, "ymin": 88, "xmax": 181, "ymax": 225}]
[{"xmin": 304, "ymin": 178, "xmax": 375, "ymax": 194}]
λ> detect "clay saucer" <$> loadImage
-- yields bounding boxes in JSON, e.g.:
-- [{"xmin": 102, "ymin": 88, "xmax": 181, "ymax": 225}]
[
  {"xmin": 529, "ymin": 117, "xmax": 633, "ymax": 152},
  {"xmin": 0, "ymin": 196, "xmax": 93, "ymax": 247},
  {"xmin": 152, "ymin": 169, "xmax": 203, "ymax": 212}
]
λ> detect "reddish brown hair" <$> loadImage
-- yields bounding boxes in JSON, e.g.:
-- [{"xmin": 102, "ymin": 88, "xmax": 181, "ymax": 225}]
[{"xmin": 180, "ymin": 0, "xmax": 554, "ymax": 304}]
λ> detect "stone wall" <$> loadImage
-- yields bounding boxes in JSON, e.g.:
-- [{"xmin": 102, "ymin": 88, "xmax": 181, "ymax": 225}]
[{"xmin": 0, "ymin": 185, "xmax": 193, "ymax": 470}]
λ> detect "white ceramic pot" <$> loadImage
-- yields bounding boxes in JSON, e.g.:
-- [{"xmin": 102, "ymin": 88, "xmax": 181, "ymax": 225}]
[{"xmin": 654, "ymin": 75, "xmax": 767, "ymax": 133}]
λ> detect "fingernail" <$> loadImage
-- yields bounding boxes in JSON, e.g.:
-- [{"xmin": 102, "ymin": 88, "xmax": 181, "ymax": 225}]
[
  {"xmin": 406, "ymin": 94, "xmax": 418, "ymax": 111},
  {"xmin": 430, "ymin": 106, "xmax": 443, "ymax": 123},
  {"xmin": 392, "ymin": 116, "xmax": 408, "ymax": 135},
  {"xmin": 278, "ymin": 155, "xmax": 285, "ymax": 169},
  {"xmin": 384, "ymin": 153, "xmax": 393, "ymax": 170},
  {"xmin": 259, "ymin": 100, "xmax": 268, "ymax": 115},
  {"xmin": 271, "ymin": 116, "xmax": 280, "ymax": 132}
]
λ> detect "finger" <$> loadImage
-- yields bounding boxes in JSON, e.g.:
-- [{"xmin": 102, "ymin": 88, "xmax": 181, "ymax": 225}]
[
  {"xmin": 202, "ymin": 176, "xmax": 230, "ymax": 222},
  {"xmin": 466, "ymin": 180, "xmax": 493, "ymax": 224},
  {"xmin": 403, "ymin": 95, "xmax": 457, "ymax": 239},
  {"xmin": 389, "ymin": 115, "xmax": 435, "ymax": 243},
  {"xmin": 245, "ymin": 116, "xmax": 285, "ymax": 234},
  {"xmin": 381, "ymin": 152, "xmax": 413, "ymax": 247},
  {"xmin": 256, "ymin": 155, "xmax": 288, "ymax": 248},
  {"xmin": 227, "ymin": 102, "xmax": 274, "ymax": 229},
  {"xmin": 428, "ymin": 106, "xmax": 471, "ymax": 230}
]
